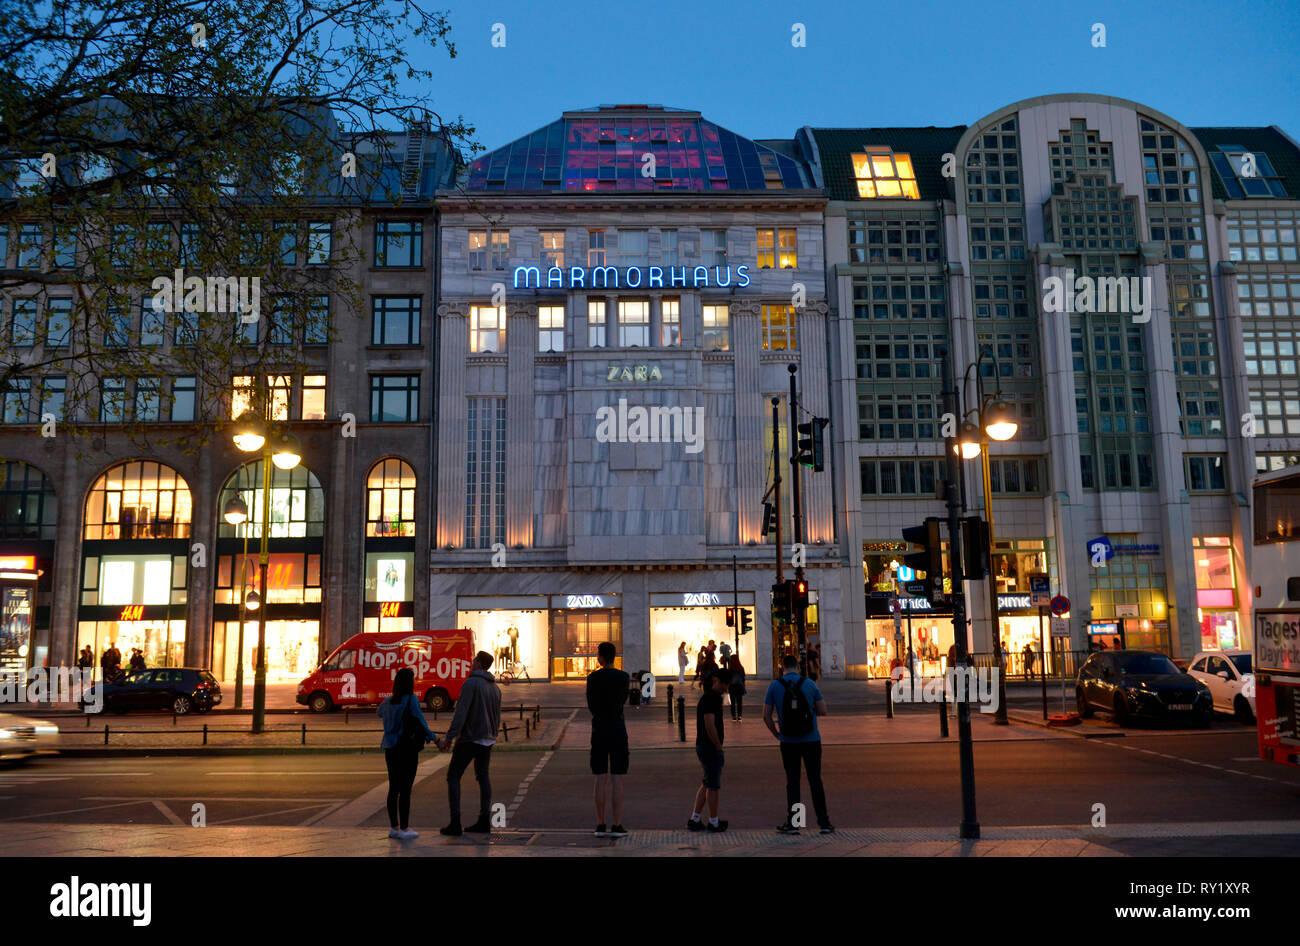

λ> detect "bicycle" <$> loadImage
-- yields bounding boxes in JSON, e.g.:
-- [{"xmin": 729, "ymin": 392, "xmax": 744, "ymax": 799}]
[{"xmin": 496, "ymin": 659, "xmax": 532, "ymax": 685}]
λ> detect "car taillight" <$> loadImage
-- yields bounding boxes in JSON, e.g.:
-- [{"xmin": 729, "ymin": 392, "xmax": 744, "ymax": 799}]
[{"xmin": 195, "ymin": 682, "xmax": 208, "ymax": 690}]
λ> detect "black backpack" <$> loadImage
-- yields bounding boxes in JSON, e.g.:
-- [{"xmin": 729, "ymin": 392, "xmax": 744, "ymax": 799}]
[{"xmin": 779, "ymin": 677, "xmax": 815, "ymax": 738}]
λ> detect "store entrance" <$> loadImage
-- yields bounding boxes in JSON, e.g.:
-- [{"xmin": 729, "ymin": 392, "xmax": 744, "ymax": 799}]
[{"xmin": 550, "ymin": 609, "xmax": 621, "ymax": 679}]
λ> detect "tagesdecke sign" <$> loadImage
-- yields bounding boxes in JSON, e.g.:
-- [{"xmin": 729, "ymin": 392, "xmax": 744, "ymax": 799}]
[{"xmin": 1255, "ymin": 611, "xmax": 1300, "ymax": 672}]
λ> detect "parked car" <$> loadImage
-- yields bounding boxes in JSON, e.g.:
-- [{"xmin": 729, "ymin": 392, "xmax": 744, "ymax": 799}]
[
  {"xmin": 1076, "ymin": 650, "xmax": 1212, "ymax": 726},
  {"xmin": 0, "ymin": 714, "xmax": 59, "ymax": 763},
  {"xmin": 83, "ymin": 668, "xmax": 222, "ymax": 715},
  {"xmin": 1186, "ymin": 650, "xmax": 1255, "ymax": 722}
]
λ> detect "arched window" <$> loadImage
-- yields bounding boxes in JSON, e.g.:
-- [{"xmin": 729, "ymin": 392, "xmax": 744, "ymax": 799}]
[
  {"xmin": 84, "ymin": 460, "xmax": 192, "ymax": 540},
  {"xmin": 0, "ymin": 461, "xmax": 57, "ymax": 540},
  {"xmin": 366, "ymin": 458, "xmax": 416, "ymax": 537},
  {"xmin": 217, "ymin": 462, "xmax": 325, "ymax": 539}
]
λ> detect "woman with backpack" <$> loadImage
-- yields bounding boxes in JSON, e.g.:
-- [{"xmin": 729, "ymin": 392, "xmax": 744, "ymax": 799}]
[
  {"xmin": 377, "ymin": 667, "xmax": 436, "ymax": 839},
  {"xmin": 727, "ymin": 653, "xmax": 747, "ymax": 722}
]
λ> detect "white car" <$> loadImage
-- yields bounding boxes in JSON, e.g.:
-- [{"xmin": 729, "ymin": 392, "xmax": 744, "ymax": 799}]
[
  {"xmin": 1186, "ymin": 651, "xmax": 1255, "ymax": 722},
  {"xmin": 0, "ymin": 714, "xmax": 60, "ymax": 763}
]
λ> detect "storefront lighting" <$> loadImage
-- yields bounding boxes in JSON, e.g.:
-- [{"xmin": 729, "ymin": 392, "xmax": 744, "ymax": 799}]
[
  {"xmin": 223, "ymin": 496, "xmax": 249, "ymax": 525},
  {"xmin": 233, "ymin": 412, "xmax": 267, "ymax": 453},
  {"xmin": 244, "ymin": 590, "xmax": 261, "ymax": 611},
  {"xmin": 984, "ymin": 402, "xmax": 1018, "ymax": 442},
  {"xmin": 0, "ymin": 571, "xmax": 37, "ymax": 580},
  {"xmin": 272, "ymin": 432, "xmax": 302, "ymax": 470}
]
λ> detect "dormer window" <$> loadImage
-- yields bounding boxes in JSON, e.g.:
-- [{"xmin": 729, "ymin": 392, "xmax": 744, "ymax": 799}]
[
  {"xmin": 1210, "ymin": 145, "xmax": 1287, "ymax": 199},
  {"xmin": 852, "ymin": 148, "xmax": 919, "ymax": 199}
]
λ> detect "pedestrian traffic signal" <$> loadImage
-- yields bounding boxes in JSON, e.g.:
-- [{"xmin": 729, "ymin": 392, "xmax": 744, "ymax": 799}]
[
  {"xmin": 725, "ymin": 607, "xmax": 735, "ymax": 627},
  {"xmin": 961, "ymin": 515, "xmax": 990, "ymax": 579},
  {"xmin": 902, "ymin": 518, "xmax": 944, "ymax": 603},
  {"xmin": 771, "ymin": 581, "xmax": 792, "ymax": 624},
  {"xmin": 797, "ymin": 417, "xmax": 829, "ymax": 472},
  {"xmin": 791, "ymin": 578, "xmax": 809, "ymax": 617},
  {"xmin": 760, "ymin": 501, "xmax": 776, "ymax": 537},
  {"xmin": 739, "ymin": 607, "xmax": 752, "ymax": 635}
]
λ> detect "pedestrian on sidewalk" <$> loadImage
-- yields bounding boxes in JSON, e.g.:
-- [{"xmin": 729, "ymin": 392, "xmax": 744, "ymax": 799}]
[
  {"xmin": 719, "ymin": 640, "xmax": 732, "ymax": 669},
  {"xmin": 688, "ymin": 667, "xmax": 732, "ymax": 833},
  {"xmin": 77, "ymin": 646, "xmax": 94, "ymax": 671},
  {"xmin": 437, "ymin": 651, "xmax": 502, "ymax": 837},
  {"xmin": 727, "ymin": 653, "xmax": 747, "ymax": 721},
  {"xmin": 1023, "ymin": 642, "xmax": 1035, "ymax": 677},
  {"xmin": 377, "ymin": 666, "xmax": 435, "ymax": 840},
  {"xmin": 677, "ymin": 642, "xmax": 689, "ymax": 685},
  {"xmin": 586, "ymin": 641, "xmax": 629, "ymax": 839},
  {"xmin": 694, "ymin": 646, "xmax": 706, "ymax": 688},
  {"xmin": 764, "ymin": 654, "xmax": 833, "ymax": 835}
]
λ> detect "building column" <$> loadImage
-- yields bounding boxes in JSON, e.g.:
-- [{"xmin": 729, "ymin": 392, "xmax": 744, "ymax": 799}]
[
  {"xmin": 436, "ymin": 303, "xmax": 469, "ymax": 549},
  {"xmin": 731, "ymin": 301, "xmax": 763, "ymax": 544},
  {"xmin": 506, "ymin": 302, "xmax": 537, "ymax": 549}
]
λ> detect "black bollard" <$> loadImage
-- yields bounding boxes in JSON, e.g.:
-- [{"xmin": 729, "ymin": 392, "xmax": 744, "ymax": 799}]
[
  {"xmin": 677, "ymin": 696, "xmax": 687, "ymax": 742},
  {"xmin": 886, "ymin": 679, "xmax": 894, "ymax": 719},
  {"xmin": 939, "ymin": 697, "xmax": 949, "ymax": 737},
  {"xmin": 666, "ymin": 684, "xmax": 675, "ymax": 722}
]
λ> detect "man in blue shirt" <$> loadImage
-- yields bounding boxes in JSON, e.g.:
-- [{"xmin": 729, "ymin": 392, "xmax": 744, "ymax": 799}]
[{"xmin": 763, "ymin": 654, "xmax": 833, "ymax": 834}]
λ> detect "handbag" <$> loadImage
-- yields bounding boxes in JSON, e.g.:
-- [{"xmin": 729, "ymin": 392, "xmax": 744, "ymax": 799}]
[{"xmin": 399, "ymin": 694, "xmax": 426, "ymax": 752}]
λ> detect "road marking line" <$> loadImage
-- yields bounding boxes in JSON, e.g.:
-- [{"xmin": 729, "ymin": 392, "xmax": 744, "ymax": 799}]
[
  {"xmin": 298, "ymin": 801, "xmax": 346, "ymax": 826},
  {"xmin": 1224, "ymin": 769, "xmax": 1248, "ymax": 776},
  {"xmin": 0, "ymin": 799, "xmax": 150, "ymax": 822},
  {"xmin": 318, "ymin": 754, "xmax": 449, "ymax": 827},
  {"xmin": 85, "ymin": 796, "xmax": 340, "ymax": 803},
  {"xmin": 202, "ymin": 771, "xmax": 388, "ymax": 776},
  {"xmin": 210, "ymin": 804, "xmax": 340, "ymax": 826},
  {"xmin": 151, "ymin": 800, "xmax": 185, "ymax": 825},
  {"xmin": 1201, "ymin": 764, "xmax": 1223, "ymax": 770},
  {"xmin": 507, "ymin": 751, "xmax": 554, "ymax": 819}
]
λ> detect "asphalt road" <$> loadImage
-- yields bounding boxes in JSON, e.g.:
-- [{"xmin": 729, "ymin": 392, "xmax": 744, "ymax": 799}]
[{"xmin": 2, "ymin": 722, "xmax": 1296, "ymax": 842}]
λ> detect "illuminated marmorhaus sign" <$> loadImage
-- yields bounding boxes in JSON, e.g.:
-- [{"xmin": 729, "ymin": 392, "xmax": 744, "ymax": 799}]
[{"xmin": 515, "ymin": 264, "xmax": 751, "ymax": 290}]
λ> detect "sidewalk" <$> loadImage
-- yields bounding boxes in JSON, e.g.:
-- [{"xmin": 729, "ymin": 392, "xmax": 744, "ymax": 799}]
[{"xmin": 6, "ymin": 820, "xmax": 1299, "ymax": 857}]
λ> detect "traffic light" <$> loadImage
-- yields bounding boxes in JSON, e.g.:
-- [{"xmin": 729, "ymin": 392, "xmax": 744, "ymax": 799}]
[
  {"xmin": 902, "ymin": 517, "xmax": 944, "ymax": 604},
  {"xmin": 791, "ymin": 578, "xmax": 809, "ymax": 618},
  {"xmin": 725, "ymin": 607, "xmax": 735, "ymax": 627},
  {"xmin": 797, "ymin": 417, "xmax": 829, "ymax": 472},
  {"xmin": 961, "ymin": 516, "xmax": 990, "ymax": 579},
  {"xmin": 739, "ymin": 607, "xmax": 752, "ymax": 635},
  {"xmin": 771, "ymin": 581, "xmax": 791, "ymax": 624},
  {"xmin": 760, "ymin": 501, "xmax": 776, "ymax": 537}
]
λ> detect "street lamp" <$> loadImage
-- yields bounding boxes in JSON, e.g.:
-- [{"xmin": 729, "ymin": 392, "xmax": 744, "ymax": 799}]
[
  {"xmin": 233, "ymin": 411, "xmax": 301, "ymax": 734},
  {"xmin": 958, "ymin": 356, "xmax": 1020, "ymax": 726},
  {"xmin": 223, "ymin": 492, "xmax": 250, "ymax": 709}
]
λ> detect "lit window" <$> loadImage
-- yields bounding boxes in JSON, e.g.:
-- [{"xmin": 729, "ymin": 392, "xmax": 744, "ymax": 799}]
[
  {"xmin": 661, "ymin": 298, "xmax": 680, "ymax": 347},
  {"xmin": 469, "ymin": 230, "xmax": 487, "ymax": 270},
  {"xmin": 618, "ymin": 299, "xmax": 649, "ymax": 347},
  {"xmin": 541, "ymin": 231, "xmax": 564, "ymax": 269},
  {"xmin": 231, "ymin": 375, "xmax": 254, "ymax": 419},
  {"xmin": 703, "ymin": 305, "xmax": 729, "ymax": 351},
  {"xmin": 852, "ymin": 148, "xmax": 920, "ymax": 199},
  {"xmin": 469, "ymin": 305, "xmax": 505, "ymax": 353},
  {"xmin": 302, "ymin": 375, "xmax": 326, "ymax": 420},
  {"xmin": 757, "ymin": 228, "xmax": 797, "ymax": 268},
  {"xmin": 761, "ymin": 304, "xmax": 796, "ymax": 351},
  {"xmin": 539, "ymin": 305, "xmax": 564, "ymax": 352}
]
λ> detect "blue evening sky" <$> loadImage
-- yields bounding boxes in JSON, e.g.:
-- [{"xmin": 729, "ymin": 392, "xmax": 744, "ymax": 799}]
[{"xmin": 409, "ymin": 0, "xmax": 1300, "ymax": 155}]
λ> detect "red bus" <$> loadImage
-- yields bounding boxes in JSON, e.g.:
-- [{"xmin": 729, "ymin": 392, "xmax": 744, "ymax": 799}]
[{"xmin": 1251, "ymin": 466, "xmax": 1300, "ymax": 767}]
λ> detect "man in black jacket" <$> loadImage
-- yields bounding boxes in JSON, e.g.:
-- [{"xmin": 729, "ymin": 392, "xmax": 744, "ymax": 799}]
[{"xmin": 586, "ymin": 641, "xmax": 629, "ymax": 838}]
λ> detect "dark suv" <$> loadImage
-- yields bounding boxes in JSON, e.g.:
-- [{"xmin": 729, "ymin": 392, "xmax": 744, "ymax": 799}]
[
  {"xmin": 84, "ymin": 668, "xmax": 222, "ymax": 715},
  {"xmin": 1076, "ymin": 650, "xmax": 1211, "ymax": 726}
]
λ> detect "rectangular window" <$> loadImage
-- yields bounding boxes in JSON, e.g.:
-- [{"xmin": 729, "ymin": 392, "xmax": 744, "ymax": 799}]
[
  {"xmin": 307, "ymin": 222, "xmax": 332, "ymax": 264},
  {"xmin": 135, "ymin": 377, "xmax": 161, "ymax": 421},
  {"xmin": 757, "ymin": 228, "xmax": 776, "ymax": 268},
  {"xmin": 540, "ymin": 231, "xmax": 565, "ymax": 269},
  {"xmin": 661, "ymin": 298, "xmax": 681, "ymax": 346},
  {"xmin": 1185, "ymin": 454, "xmax": 1226, "ymax": 492},
  {"xmin": 588, "ymin": 229, "xmax": 605, "ymax": 266},
  {"xmin": 374, "ymin": 221, "xmax": 422, "ymax": 268},
  {"xmin": 174, "ymin": 309, "xmax": 197, "ymax": 347},
  {"xmin": 469, "ymin": 304, "xmax": 505, "ymax": 353},
  {"xmin": 269, "ymin": 299, "xmax": 294, "ymax": 346},
  {"xmin": 45, "ymin": 298, "xmax": 72, "ymax": 348},
  {"xmin": 2, "ymin": 378, "xmax": 30, "ymax": 424},
  {"xmin": 53, "ymin": 228, "xmax": 77, "ymax": 268},
  {"xmin": 301, "ymin": 375, "xmax": 326, "ymax": 420},
  {"xmin": 490, "ymin": 231, "xmax": 509, "ymax": 270},
  {"xmin": 17, "ymin": 224, "xmax": 42, "ymax": 269},
  {"xmin": 306, "ymin": 295, "xmax": 329, "ymax": 345},
  {"xmin": 761, "ymin": 304, "xmax": 796, "ymax": 351},
  {"xmin": 40, "ymin": 377, "xmax": 65, "ymax": 421},
  {"xmin": 660, "ymin": 229, "xmax": 678, "ymax": 266},
  {"xmin": 231, "ymin": 375, "xmax": 254, "ymax": 420},
  {"xmin": 618, "ymin": 299, "xmax": 650, "ymax": 348},
  {"xmin": 105, "ymin": 303, "xmax": 130, "ymax": 348},
  {"xmin": 372, "ymin": 296, "xmax": 421, "ymax": 346},
  {"xmin": 852, "ymin": 148, "xmax": 920, "ymax": 199},
  {"xmin": 618, "ymin": 230, "xmax": 647, "ymax": 267},
  {"xmin": 588, "ymin": 300, "xmax": 607, "ymax": 348},
  {"xmin": 269, "ymin": 375, "xmax": 291, "ymax": 421},
  {"xmin": 703, "ymin": 304, "xmax": 730, "ymax": 351},
  {"xmin": 538, "ymin": 305, "xmax": 564, "ymax": 353},
  {"xmin": 11, "ymin": 299, "xmax": 38, "ymax": 346},
  {"xmin": 100, "ymin": 377, "xmax": 126, "ymax": 421},
  {"xmin": 370, "ymin": 375, "xmax": 420, "ymax": 422},
  {"xmin": 276, "ymin": 221, "xmax": 296, "ymax": 265},
  {"xmin": 140, "ymin": 298, "xmax": 165, "ymax": 347},
  {"xmin": 468, "ymin": 230, "xmax": 487, "ymax": 271},
  {"xmin": 171, "ymin": 376, "xmax": 196, "ymax": 422},
  {"xmin": 702, "ymin": 229, "xmax": 727, "ymax": 266},
  {"xmin": 465, "ymin": 398, "xmax": 507, "ymax": 548},
  {"xmin": 757, "ymin": 228, "xmax": 797, "ymax": 268}
]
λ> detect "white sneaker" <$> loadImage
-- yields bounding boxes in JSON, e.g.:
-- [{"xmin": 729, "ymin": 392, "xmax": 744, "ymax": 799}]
[
  {"xmin": 399, "ymin": 829, "xmax": 419, "ymax": 840},
  {"xmin": 388, "ymin": 828, "xmax": 402, "ymax": 839}
]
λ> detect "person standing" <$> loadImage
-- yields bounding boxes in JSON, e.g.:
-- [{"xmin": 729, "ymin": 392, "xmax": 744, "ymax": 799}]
[
  {"xmin": 727, "ymin": 653, "xmax": 747, "ymax": 722},
  {"xmin": 688, "ymin": 668, "xmax": 732, "ymax": 832},
  {"xmin": 718, "ymin": 640, "xmax": 732, "ymax": 669},
  {"xmin": 764, "ymin": 654, "xmax": 833, "ymax": 835},
  {"xmin": 77, "ymin": 646, "xmax": 94, "ymax": 670},
  {"xmin": 376, "ymin": 667, "xmax": 435, "ymax": 839},
  {"xmin": 694, "ymin": 646, "xmax": 706, "ymax": 689},
  {"xmin": 586, "ymin": 642, "xmax": 630, "ymax": 838},
  {"xmin": 438, "ymin": 651, "xmax": 502, "ymax": 836},
  {"xmin": 677, "ymin": 642, "xmax": 689, "ymax": 685},
  {"xmin": 1023, "ymin": 642, "xmax": 1036, "ymax": 677}
]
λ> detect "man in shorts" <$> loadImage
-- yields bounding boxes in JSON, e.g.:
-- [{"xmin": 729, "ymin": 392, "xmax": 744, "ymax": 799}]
[
  {"xmin": 586, "ymin": 641, "xmax": 630, "ymax": 838},
  {"xmin": 688, "ymin": 667, "xmax": 733, "ymax": 832}
]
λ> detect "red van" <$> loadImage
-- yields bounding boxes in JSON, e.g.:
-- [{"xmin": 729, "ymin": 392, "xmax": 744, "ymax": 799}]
[{"xmin": 297, "ymin": 629, "xmax": 474, "ymax": 713}]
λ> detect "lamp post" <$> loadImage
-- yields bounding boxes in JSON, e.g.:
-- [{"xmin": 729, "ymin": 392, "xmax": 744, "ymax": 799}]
[
  {"xmin": 222, "ymin": 487, "xmax": 249, "ymax": 709},
  {"xmin": 232, "ymin": 411, "xmax": 301, "ymax": 734},
  {"xmin": 956, "ymin": 357, "xmax": 1019, "ymax": 726}
]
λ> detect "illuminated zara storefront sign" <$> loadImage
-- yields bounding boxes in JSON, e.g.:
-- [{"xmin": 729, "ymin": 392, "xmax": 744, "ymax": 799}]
[{"xmin": 514, "ymin": 264, "xmax": 751, "ymax": 291}]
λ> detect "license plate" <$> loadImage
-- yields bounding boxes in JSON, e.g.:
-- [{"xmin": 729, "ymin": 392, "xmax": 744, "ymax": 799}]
[{"xmin": 1168, "ymin": 703, "xmax": 1192, "ymax": 711}]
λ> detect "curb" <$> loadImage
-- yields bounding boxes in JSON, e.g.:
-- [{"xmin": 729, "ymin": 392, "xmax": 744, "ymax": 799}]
[{"xmin": 53, "ymin": 741, "xmax": 558, "ymax": 757}]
